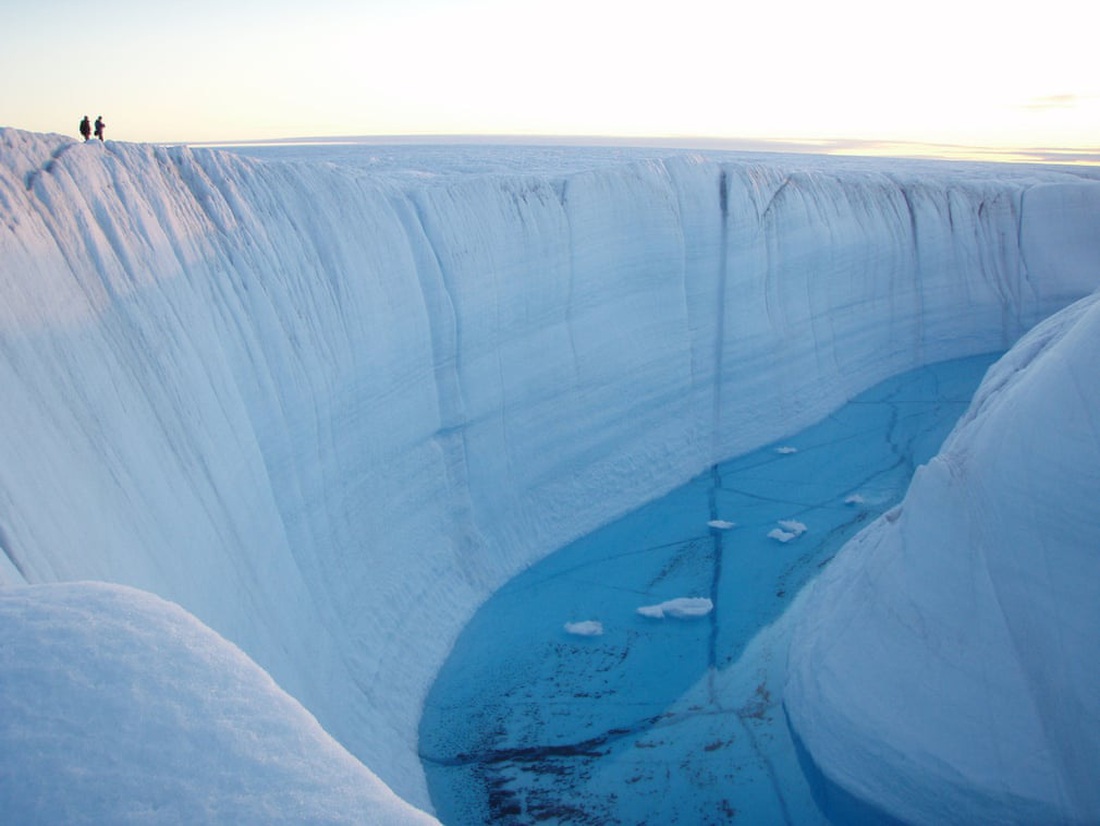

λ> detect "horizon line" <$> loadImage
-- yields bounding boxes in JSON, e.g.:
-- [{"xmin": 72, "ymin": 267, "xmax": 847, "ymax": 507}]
[{"xmin": 186, "ymin": 133, "xmax": 1100, "ymax": 167}]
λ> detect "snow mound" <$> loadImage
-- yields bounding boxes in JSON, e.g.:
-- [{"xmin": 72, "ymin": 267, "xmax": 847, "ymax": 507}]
[
  {"xmin": 775, "ymin": 446, "xmax": 799, "ymax": 455},
  {"xmin": 564, "ymin": 620, "xmax": 604, "ymax": 637},
  {"xmin": 637, "ymin": 597, "xmax": 714, "ymax": 619},
  {"xmin": 785, "ymin": 292, "xmax": 1100, "ymax": 825},
  {"xmin": 0, "ymin": 582, "xmax": 436, "ymax": 825},
  {"xmin": 707, "ymin": 519, "xmax": 736, "ymax": 530}
]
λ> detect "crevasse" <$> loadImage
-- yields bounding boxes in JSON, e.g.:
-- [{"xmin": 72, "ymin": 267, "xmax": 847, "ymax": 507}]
[{"xmin": 0, "ymin": 127, "xmax": 1097, "ymax": 812}]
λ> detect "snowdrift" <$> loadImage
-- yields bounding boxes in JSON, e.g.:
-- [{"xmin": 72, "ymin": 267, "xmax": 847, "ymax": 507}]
[
  {"xmin": 0, "ymin": 582, "xmax": 437, "ymax": 824},
  {"xmin": 1, "ymin": 126, "xmax": 1098, "ymax": 814}
]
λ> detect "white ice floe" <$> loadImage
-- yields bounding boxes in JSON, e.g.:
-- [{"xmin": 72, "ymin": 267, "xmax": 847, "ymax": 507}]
[
  {"xmin": 637, "ymin": 597, "xmax": 714, "ymax": 619},
  {"xmin": 769, "ymin": 520, "xmax": 808, "ymax": 543},
  {"xmin": 564, "ymin": 620, "xmax": 604, "ymax": 637},
  {"xmin": 778, "ymin": 520, "xmax": 807, "ymax": 536},
  {"xmin": 775, "ymin": 446, "xmax": 799, "ymax": 455},
  {"xmin": 707, "ymin": 520, "xmax": 736, "ymax": 530}
]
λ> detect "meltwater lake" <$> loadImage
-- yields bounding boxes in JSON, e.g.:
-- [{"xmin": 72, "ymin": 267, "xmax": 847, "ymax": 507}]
[{"xmin": 420, "ymin": 353, "xmax": 999, "ymax": 825}]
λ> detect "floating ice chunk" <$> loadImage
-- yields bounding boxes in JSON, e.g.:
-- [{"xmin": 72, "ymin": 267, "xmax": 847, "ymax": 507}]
[
  {"xmin": 775, "ymin": 446, "xmax": 798, "ymax": 455},
  {"xmin": 564, "ymin": 620, "xmax": 604, "ymax": 637},
  {"xmin": 844, "ymin": 494, "xmax": 866, "ymax": 506},
  {"xmin": 778, "ymin": 520, "xmax": 807, "ymax": 536},
  {"xmin": 769, "ymin": 520, "xmax": 808, "ymax": 542},
  {"xmin": 637, "ymin": 597, "xmax": 714, "ymax": 619},
  {"xmin": 664, "ymin": 598, "xmax": 714, "ymax": 618},
  {"xmin": 707, "ymin": 519, "xmax": 736, "ymax": 530}
]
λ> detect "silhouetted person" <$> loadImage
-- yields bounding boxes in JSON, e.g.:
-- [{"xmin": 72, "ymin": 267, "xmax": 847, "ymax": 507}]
[
  {"xmin": 79, "ymin": 116, "xmax": 91, "ymax": 141},
  {"xmin": 93, "ymin": 116, "xmax": 105, "ymax": 141}
]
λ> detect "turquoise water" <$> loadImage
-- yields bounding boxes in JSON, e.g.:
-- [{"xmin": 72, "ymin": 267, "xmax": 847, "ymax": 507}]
[{"xmin": 420, "ymin": 354, "xmax": 999, "ymax": 825}]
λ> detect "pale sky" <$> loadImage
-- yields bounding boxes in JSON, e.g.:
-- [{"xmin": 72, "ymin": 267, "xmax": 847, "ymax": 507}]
[{"xmin": 2, "ymin": 0, "xmax": 1097, "ymax": 159}]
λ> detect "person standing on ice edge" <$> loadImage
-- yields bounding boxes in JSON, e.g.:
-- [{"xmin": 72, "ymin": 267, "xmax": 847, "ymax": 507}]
[
  {"xmin": 94, "ymin": 116, "xmax": 105, "ymax": 141},
  {"xmin": 79, "ymin": 116, "xmax": 91, "ymax": 141}
]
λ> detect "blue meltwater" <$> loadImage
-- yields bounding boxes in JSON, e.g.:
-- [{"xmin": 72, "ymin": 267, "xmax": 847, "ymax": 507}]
[{"xmin": 420, "ymin": 353, "xmax": 999, "ymax": 825}]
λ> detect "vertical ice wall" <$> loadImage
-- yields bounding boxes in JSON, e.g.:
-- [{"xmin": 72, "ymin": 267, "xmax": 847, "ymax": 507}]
[
  {"xmin": 1, "ymin": 127, "xmax": 1097, "ymax": 808},
  {"xmin": 785, "ymin": 291, "xmax": 1100, "ymax": 824}
]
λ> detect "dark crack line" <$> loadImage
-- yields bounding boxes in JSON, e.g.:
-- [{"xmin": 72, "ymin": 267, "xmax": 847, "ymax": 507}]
[
  {"xmin": 707, "ymin": 464, "xmax": 724, "ymax": 680},
  {"xmin": 501, "ymin": 535, "xmax": 716, "ymax": 595},
  {"xmin": 420, "ymin": 712, "xmax": 668, "ymax": 768},
  {"xmin": 422, "ymin": 699, "xmax": 750, "ymax": 769},
  {"xmin": 714, "ymin": 483, "xmax": 883, "ymax": 513},
  {"xmin": 736, "ymin": 714, "xmax": 794, "ymax": 826}
]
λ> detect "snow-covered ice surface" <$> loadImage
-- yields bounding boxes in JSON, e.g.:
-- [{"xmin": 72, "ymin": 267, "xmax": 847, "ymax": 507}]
[
  {"xmin": 1, "ymin": 127, "xmax": 1098, "ymax": 818},
  {"xmin": 786, "ymin": 292, "xmax": 1100, "ymax": 825},
  {"xmin": 419, "ymin": 355, "xmax": 997, "ymax": 824},
  {"xmin": 0, "ymin": 582, "xmax": 437, "ymax": 824}
]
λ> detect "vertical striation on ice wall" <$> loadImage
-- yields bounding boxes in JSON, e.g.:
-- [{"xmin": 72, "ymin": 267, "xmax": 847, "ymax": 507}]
[{"xmin": 1, "ymin": 127, "xmax": 1098, "ymax": 810}]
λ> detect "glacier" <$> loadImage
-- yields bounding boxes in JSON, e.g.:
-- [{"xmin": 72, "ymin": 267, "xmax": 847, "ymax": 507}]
[{"xmin": 1, "ymin": 126, "xmax": 1098, "ymax": 820}]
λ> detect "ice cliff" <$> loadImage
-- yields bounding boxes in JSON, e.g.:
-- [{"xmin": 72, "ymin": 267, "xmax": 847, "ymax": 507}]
[
  {"xmin": 785, "ymin": 290, "xmax": 1100, "ymax": 825},
  {"xmin": 1, "ymin": 126, "xmax": 1098, "ymax": 818}
]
